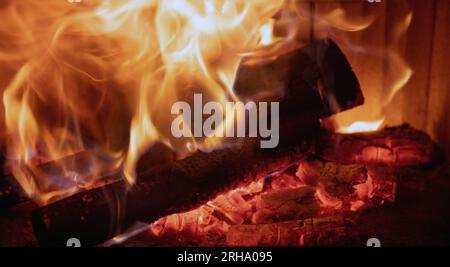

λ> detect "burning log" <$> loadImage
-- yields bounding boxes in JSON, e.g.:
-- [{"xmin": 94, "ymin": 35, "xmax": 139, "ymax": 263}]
[
  {"xmin": 316, "ymin": 124, "xmax": 434, "ymax": 167},
  {"xmin": 234, "ymin": 39, "xmax": 363, "ymax": 118},
  {"xmin": 31, "ymin": 38, "xmax": 363, "ymax": 246}
]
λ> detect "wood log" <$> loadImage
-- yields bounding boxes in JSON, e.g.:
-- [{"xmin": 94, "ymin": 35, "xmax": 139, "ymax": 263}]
[
  {"xmin": 316, "ymin": 124, "xmax": 434, "ymax": 167},
  {"xmin": 31, "ymin": 38, "xmax": 363, "ymax": 246},
  {"xmin": 234, "ymin": 39, "xmax": 363, "ymax": 118}
]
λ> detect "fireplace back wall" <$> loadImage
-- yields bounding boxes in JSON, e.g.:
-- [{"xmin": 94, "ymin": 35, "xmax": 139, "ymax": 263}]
[{"xmin": 317, "ymin": 0, "xmax": 450, "ymax": 154}]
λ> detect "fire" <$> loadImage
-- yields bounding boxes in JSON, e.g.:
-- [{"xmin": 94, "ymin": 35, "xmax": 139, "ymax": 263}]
[
  {"xmin": 0, "ymin": 0, "xmax": 288, "ymax": 204},
  {"xmin": 337, "ymin": 119, "xmax": 384, "ymax": 134},
  {"xmin": 0, "ymin": 1, "xmax": 414, "ymax": 205},
  {"xmin": 323, "ymin": 8, "xmax": 374, "ymax": 32}
]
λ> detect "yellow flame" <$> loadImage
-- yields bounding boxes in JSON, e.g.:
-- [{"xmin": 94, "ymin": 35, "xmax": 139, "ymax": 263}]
[{"xmin": 337, "ymin": 119, "xmax": 385, "ymax": 134}]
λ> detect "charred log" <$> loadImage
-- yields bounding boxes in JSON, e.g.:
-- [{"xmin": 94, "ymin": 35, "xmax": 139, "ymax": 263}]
[
  {"xmin": 296, "ymin": 158, "xmax": 367, "ymax": 196},
  {"xmin": 317, "ymin": 124, "xmax": 434, "ymax": 167}
]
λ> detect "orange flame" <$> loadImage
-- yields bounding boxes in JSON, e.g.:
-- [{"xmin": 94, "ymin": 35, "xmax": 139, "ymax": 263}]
[{"xmin": 0, "ymin": 0, "xmax": 291, "ymax": 204}]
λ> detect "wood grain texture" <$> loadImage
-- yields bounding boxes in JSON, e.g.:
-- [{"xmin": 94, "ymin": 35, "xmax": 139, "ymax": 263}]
[{"xmin": 426, "ymin": 0, "xmax": 450, "ymax": 155}]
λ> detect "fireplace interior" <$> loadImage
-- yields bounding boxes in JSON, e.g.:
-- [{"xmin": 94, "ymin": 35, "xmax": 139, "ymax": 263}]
[{"xmin": 0, "ymin": 0, "xmax": 449, "ymax": 247}]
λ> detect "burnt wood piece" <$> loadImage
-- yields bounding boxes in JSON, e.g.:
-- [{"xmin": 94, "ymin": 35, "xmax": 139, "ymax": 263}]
[
  {"xmin": 234, "ymin": 38, "xmax": 363, "ymax": 118},
  {"xmin": 251, "ymin": 186, "xmax": 318, "ymax": 224},
  {"xmin": 316, "ymin": 124, "xmax": 434, "ymax": 167},
  {"xmin": 32, "ymin": 38, "xmax": 363, "ymax": 246},
  {"xmin": 295, "ymin": 158, "xmax": 397, "ymax": 210},
  {"xmin": 296, "ymin": 158, "xmax": 367, "ymax": 196}
]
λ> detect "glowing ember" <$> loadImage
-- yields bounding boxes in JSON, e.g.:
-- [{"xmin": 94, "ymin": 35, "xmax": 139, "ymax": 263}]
[
  {"xmin": 145, "ymin": 157, "xmax": 396, "ymax": 246},
  {"xmin": 315, "ymin": 185, "xmax": 343, "ymax": 210}
]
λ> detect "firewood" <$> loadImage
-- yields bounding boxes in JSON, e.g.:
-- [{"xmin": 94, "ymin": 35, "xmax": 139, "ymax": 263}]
[
  {"xmin": 316, "ymin": 124, "xmax": 434, "ymax": 167},
  {"xmin": 31, "ymin": 38, "xmax": 363, "ymax": 246},
  {"xmin": 234, "ymin": 39, "xmax": 363, "ymax": 118},
  {"xmin": 365, "ymin": 166, "xmax": 397, "ymax": 203}
]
